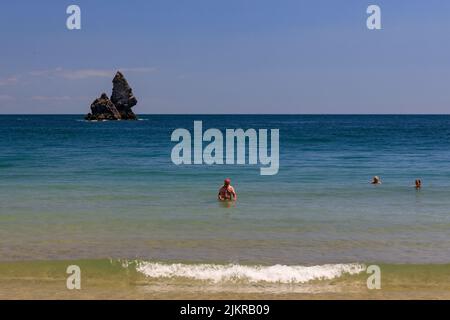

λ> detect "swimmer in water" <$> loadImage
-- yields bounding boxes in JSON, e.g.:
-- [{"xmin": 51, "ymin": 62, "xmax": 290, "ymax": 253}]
[
  {"xmin": 371, "ymin": 176, "xmax": 382, "ymax": 184},
  {"xmin": 415, "ymin": 179, "xmax": 422, "ymax": 189},
  {"xmin": 218, "ymin": 178, "xmax": 237, "ymax": 201}
]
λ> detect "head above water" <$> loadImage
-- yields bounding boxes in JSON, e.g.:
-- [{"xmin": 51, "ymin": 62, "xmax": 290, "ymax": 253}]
[
  {"xmin": 224, "ymin": 178, "xmax": 231, "ymax": 186},
  {"xmin": 372, "ymin": 176, "xmax": 381, "ymax": 184}
]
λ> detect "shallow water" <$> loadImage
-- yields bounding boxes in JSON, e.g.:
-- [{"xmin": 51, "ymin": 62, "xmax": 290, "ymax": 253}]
[{"xmin": 1, "ymin": 115, "xmax": 450, "ymax": 268}]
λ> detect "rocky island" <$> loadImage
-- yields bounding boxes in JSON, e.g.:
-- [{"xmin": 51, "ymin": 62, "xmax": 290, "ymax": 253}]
[{"xmin": 85, "ymin": 71, "xmax": 138, "ymax": 120}]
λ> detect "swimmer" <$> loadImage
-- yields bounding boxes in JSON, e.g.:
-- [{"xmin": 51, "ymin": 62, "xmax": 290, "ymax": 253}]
[
  {"xmin": 415, "ymin": 179, "xmax": 422, "ymax": 189},
  {"xmin": 218, "ymin": 178, "xmax": 237, "ymax": 201},
  {"xmin": 371, "ymin": 176, "xmax": 382, "ymax": 184}
]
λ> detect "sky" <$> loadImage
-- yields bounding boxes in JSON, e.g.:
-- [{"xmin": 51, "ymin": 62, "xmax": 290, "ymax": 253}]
[{"xmin": 1, "ymin": 0, "xmax": 450, "ymax": 114}]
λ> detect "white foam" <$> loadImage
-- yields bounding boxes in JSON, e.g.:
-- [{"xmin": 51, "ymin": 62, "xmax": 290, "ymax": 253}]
[{"xmin": 135, "ymin": 262, "xmax": 366, "ymax": 284}]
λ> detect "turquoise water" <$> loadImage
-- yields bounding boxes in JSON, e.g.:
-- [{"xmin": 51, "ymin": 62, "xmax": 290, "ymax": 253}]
[{"xmin": 1, "ymin": 115, "xmax": 450, "ymax": 265}]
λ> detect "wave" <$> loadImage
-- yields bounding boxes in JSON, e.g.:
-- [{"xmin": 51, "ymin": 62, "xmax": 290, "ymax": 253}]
[{"xmin": 134, "ymin": 262, "xmax": 366, "ymax": 284}]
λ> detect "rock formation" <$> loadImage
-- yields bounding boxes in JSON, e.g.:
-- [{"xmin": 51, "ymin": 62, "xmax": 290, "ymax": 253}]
[
  {"xmin": 111, "ymin": 71, "xmax": 138, "ymax": 120},
  {"xmin": 85, "ymin": 93, "xmax": 121, "ymax": 121},
  {"xmin": 85, "ymin": 71, "xmax": 138, "ymax": 120}
]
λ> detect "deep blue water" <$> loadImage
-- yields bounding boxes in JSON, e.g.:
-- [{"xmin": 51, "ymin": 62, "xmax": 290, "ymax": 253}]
[{"xmin": 1, "ymin": 115, "xmax": 450, "ymax": 264}]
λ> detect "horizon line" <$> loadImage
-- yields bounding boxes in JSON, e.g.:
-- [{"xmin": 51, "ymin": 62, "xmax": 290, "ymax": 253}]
[{"xmin": 2, "ymin": 113, "xmax": 450, "ymax": 116}]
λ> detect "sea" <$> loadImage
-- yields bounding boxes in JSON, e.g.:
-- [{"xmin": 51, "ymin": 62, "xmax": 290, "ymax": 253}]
[{"xmin": 1, "ymin": 115, "xmax": 449, "ymax": 298}]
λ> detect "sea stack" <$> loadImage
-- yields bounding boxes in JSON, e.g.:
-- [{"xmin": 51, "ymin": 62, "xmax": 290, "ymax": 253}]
[
  {"xmin": 85, "ymin": 71, "xmax": 138, "ymax": 120},
  {"xmin": 85, "ymin": 93, "xmax": 121, "ymax": 121},
  {"xmin": 111, "ymin": 71, "xmax": 138, "ymax": 120}
]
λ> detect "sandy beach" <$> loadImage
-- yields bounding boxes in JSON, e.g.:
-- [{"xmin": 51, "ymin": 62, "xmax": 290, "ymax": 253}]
[{"xmin": 1, "ymin": 260, "xmax": 449, "ymax": 300}]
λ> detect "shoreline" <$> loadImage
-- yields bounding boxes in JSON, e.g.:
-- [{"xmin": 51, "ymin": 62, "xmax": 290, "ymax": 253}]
[{"xmin": 1, "ymin": 259, "xmax": 449, "ymax": 300}]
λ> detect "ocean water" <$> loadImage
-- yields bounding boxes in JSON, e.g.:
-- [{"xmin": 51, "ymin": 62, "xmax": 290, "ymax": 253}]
[{"xmin": 1, "ymin": 115, "xmax": 450, "ymax": 292}]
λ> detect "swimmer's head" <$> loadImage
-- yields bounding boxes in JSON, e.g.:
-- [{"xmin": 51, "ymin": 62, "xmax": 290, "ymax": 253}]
[
  {"xmin": 224, "ymin": 178, "xmax": 231, "ymax": 186},
  {"xmin": 372, "ymin": 176, "xmax": 381, "ymax": 184}
]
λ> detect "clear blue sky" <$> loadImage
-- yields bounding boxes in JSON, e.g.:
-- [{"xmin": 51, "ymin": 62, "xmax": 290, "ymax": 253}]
[{"xmin": 1, "ymin": 0, "xmax": 450, "ymax": 114}]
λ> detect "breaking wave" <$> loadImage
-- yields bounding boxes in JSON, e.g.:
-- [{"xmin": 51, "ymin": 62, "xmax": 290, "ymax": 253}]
[{"xmin": 134, "ymin": 262, "xmax": 366, "ymax": 284}]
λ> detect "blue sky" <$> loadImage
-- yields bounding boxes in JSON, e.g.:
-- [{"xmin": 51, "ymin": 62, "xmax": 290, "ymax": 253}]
[{"xmin": 1, "ymin": 0, "xmax": 450, "ymax": 114}]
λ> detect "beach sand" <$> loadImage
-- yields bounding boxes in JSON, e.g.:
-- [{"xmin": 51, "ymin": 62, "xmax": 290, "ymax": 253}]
[{"xmin": 2, "ymin": 279, "xmax": 450, "ymax": 300}]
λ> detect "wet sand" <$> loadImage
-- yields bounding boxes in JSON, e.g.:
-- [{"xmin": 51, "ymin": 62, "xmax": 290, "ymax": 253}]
[{"xmin": 2, "ymin": 274, "xmax": 450, "ymax": 300}]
